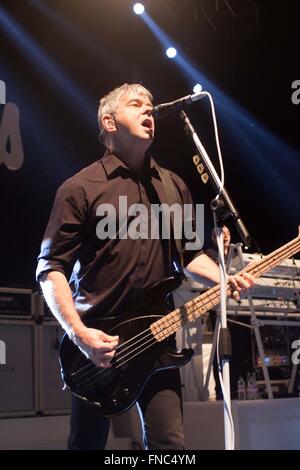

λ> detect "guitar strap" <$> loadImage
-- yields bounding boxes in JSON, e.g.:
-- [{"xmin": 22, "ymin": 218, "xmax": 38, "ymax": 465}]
[{"xmin": 156, "ymin": 166, "xmax": 185, "ymax": 277}]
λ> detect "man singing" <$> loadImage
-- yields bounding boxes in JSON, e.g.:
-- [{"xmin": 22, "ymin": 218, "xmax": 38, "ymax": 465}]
[{"xmin": 36, "ymin": 83, "xmax": 254, "ymax": 449}]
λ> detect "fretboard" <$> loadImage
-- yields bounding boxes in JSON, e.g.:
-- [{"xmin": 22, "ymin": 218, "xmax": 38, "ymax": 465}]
[{"xmin": 150, "ymin": 230, "xmax": 300, "ymax": 342}]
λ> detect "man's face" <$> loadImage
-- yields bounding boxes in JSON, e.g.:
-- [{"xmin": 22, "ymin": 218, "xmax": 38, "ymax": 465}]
[
  {"xmin": 223, "ymin": 226, "xmax": 231, "ymax": 247},
  {"xmin": 212, "ymin": 225, "xmax": 231, "ymax": 247},
  {"xmin": 112, "ymin": 92, "xmax": 155, "ymax": 145}
]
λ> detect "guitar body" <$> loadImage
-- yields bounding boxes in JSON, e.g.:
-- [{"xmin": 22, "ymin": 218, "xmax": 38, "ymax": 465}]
[{"xmin": 59, "ymin": 277, "xmax": 194, "ymax": 417}]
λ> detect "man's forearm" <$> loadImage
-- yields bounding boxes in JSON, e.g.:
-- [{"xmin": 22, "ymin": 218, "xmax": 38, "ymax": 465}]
[
  {"xmin": 39, "ymin": 271, "xmax": 86, "ymax": 337},
  {"xmin": 185, "ymin": 253, "xmax": 220, "ymax": 285},
  {"xmin": 185, "ymin": 252, "xmax": 255, "ymax": 301}
]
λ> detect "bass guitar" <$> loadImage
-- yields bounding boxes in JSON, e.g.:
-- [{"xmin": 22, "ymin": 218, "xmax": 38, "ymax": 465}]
[{"xmin": 59, "ymin": 229, "xmax": 300, "ymax": 416}]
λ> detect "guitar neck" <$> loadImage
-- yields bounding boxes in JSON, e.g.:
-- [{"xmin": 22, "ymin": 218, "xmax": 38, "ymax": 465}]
[{"xmin": 150, "ymin": 231, "xmax": 300, "ymax": 342}]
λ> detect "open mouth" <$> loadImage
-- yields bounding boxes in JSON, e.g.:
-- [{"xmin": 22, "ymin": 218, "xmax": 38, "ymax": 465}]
[{"xmin": 141, "ymin": 118, "xmax": 153, "ymax": 130}]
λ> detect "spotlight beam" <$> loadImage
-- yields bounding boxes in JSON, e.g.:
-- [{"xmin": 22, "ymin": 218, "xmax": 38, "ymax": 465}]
[
  {"xmin": 29, "ymin": 0, "xmax": 127, "ymax": 76},
  {"xmin": 0, "ymin": 6, "xmax": 94, "ymax": 122},
  {"xmin": 137, "ymin": 11, "xmax": 300, "ymax": 226}
]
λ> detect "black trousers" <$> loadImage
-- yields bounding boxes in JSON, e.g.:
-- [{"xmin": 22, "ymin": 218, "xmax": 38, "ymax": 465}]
[{"xmin": 68, "ymin": 368, "xmax": 184, "ymax": 450}]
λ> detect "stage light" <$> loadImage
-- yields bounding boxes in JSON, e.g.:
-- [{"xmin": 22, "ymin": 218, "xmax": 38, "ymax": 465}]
[
  {"xmin": 133, "ymin": 3, "xmax": 145, "ymax": 15},
  {"xmin": 137, "ymin": 10, "xmax": 300, "ymax": 227},
  {"xmin": 166, "ymin": 47, "xmax": 177, "ymax": 59},
  {"xmin": 193, "ymin": 83, "xmax": 203, "ymax": 94}
]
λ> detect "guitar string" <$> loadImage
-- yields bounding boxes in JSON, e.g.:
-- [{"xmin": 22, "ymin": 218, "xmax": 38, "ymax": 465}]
[
  {"xmin": 74, "ymin": 238, "xmax": 300, "ymax": 387},
  {"xmin": 79, "ymin": 289, "xmax": 223, "ymax": 391},
  {"xmin": 72, "ymin": 324, "xmax": 157, "ymax": 378},
  {"xmin": 78, "ymin": 277, "xmax": 232, "ymax": 387},
  {"xmin": 75, "ymin": 281, "xmax": 224, "ymax": 381},
  {"xmin": 72, "ymin": 236, "xmax": 300, "ymax": 380},
  {"xmin": 76, "ymin": 286, "xmax": 221, "ymax": 384},
  {"xmin": 73, "ymin": 238, "xmax": 300, "ymax": 387},
  {"xmin": 73, "ymin": 236, "xmax": 300, "ymax": 378},
  {"xmin": 76, "ymin": 240, "xmax": 300, "ymax": 390},
  {"xmin": 79, "ymin": 249, "xmax": 300, "ymax": 391}
]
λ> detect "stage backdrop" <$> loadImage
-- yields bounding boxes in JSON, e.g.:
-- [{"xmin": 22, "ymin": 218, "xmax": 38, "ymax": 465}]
[{"xmin": 1, "ymin": 0, "xmax": 299, "ymax": 288}]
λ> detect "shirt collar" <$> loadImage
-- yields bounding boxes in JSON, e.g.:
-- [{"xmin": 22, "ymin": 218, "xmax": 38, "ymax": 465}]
[{"xmin": 100, "ymin": 150, "xmax": 158, "ymax": 179}]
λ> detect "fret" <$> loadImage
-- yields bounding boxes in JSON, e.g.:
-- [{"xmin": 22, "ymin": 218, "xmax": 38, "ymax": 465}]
[{"xmin": 151, "ymin": 234, "xmax": 300, "ymax": 342}]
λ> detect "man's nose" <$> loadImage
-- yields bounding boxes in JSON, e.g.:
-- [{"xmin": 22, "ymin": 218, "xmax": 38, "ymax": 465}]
[{"xmin": 143, "ymin": 105, "xmax": 153, "ymax": 116}]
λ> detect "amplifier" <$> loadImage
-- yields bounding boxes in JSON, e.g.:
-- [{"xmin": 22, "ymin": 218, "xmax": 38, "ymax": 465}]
[
  {"xmin": 37, "ymin": 321, "xmax": 72, "ymax": 414},
  {"xmin": 0, "ymin": 320, "xmax": 38, "ymax": 417},
  {"xmin": 257, "ymin": 354, "xmax": 290, "ymax": 367},
  {"xmin": 0, "ymin": 287, "xmax": 43, "ymax": 320}
]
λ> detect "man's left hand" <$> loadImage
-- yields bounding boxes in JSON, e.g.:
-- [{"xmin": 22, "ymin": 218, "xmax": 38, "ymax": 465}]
[{"xmin": 228, "ymin": 272, "xmax": 256, "ymax": 301}]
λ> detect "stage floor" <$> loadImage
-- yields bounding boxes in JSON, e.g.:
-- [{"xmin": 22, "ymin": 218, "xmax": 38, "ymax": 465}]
[{"xmin": 0, "ymin": 398, "xmax": 300, "ymax": 450}]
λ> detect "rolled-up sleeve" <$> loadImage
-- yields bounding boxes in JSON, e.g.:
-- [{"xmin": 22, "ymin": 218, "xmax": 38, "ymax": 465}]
[{"xmin": 36, "ymin": 180, "xmax": 86, "ymax": 282}]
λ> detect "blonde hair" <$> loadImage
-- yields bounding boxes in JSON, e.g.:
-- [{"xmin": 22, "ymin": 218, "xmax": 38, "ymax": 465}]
[{"xmin": 98, "ymin": 83, "xmax": 153, "ymax": 131}]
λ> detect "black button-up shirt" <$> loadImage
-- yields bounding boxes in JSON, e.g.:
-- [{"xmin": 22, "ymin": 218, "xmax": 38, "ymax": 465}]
[{"xmin": 36, "ymin": 152, "xmax": 201, "ymax": 318}]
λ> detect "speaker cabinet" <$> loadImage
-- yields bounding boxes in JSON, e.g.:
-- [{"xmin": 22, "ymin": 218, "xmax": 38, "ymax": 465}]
[
  {"xmin": 0, "ymin": 320, "xmax": 38, "ymax": 417},
  {"xmin": 37, "ymin": 321, "xmax": 72, "ymax": 414}
]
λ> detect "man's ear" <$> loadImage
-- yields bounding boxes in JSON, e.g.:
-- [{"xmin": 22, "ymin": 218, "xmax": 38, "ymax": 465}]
[{"xmin": 102, "ymin": 114, "xmax": 117, "ymax": 133}]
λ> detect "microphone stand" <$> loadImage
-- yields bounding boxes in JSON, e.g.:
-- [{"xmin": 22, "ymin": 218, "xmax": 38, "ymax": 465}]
[
  {"xmin": 180, "ymin": 110, "xmax": 252, "ymax": 247},
  {"xmin": 180, "ymin": 110, "xmax": 252, "ymax": 450}
]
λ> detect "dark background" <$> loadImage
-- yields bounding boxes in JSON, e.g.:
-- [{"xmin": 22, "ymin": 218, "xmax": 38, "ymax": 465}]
[{"xmin": 0, "ymin": 0, "xmax": 299, "ymax": 287}]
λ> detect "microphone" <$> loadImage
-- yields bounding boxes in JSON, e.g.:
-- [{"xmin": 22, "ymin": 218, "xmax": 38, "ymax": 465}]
[{"xmin": 152, "ymin": 91, "xmax": 205, "ymax": 120}]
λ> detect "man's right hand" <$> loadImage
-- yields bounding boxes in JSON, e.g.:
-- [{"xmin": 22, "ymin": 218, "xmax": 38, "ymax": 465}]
[
  {"xmin": 39, "ymin": 271, "xmax": 119, "ymax": 369},
  {"xmin": 71, "ymin": 326, "xmax": 119, "ymax": 369}
]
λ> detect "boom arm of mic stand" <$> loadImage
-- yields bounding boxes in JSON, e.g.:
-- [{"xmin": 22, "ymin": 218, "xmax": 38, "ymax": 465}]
[{"xmin": 180, "ymin": 110, "xmax": 252, "ymax": 248}]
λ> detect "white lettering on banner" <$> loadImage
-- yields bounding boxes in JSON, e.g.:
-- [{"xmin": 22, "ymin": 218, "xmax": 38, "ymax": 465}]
[
  {"xmin": 0, "ymin": 95, "xmax": 24, "ymax": 171},
  {"xmin": 0, "ymin": 80, "xmax": 6, "ymax": 104},
  {"xmin": 0, "ymin": 340, "xmax": 6, "ymax": 365},
  {"xmin": 291, "ymin": 80, "xmax": 300, "ymax": 105},
  {"xmin": 0, "ymin": 79, "xmax": 24, "ymax": 170}
]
